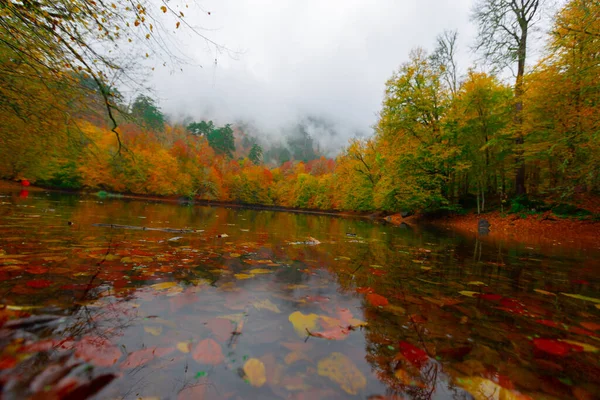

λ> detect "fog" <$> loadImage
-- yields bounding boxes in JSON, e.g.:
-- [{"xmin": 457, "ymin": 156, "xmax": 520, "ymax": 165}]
[{"xmin": 148, "ymin": 0, "xmax": 478, "ymax": 153}]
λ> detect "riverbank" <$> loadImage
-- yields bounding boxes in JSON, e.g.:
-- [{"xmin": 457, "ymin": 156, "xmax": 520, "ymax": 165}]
[{"xmin": 425, "ymin": 210, "xmax": 600, "ymax": 250}]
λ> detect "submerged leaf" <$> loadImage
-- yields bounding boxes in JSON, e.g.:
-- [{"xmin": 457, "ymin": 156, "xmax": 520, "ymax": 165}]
[
  {"xmin": 317, "ymin": 352, "xmax": 366, "ymax": 395},
  {"xmin": 366, "ymin": 293, "xmax": 389, "ymax": 307},
  {"xmin": 243, "ymin": 358, "xmax": 266, "ymax": 387},
  {"xmin": 459, "ymin": 291, "xmax": 479, "ymax": 297},
  {"xmin": 457, "ymin": 376, "xmax": 530, "ymax": 400},
  {"xmin": 560, "ymin": 339, "xmax": 598, "ymax": 353},
  {"xmin": 289, "ymin": 311, "xmax": 319, "ymax": 337},
  {"xmin": 192, "ymin": 339, "xmax": 224, "ymax": 365},
  {"xmin": 253, "ymin": 299, "xmax": 281, "ymax": 313}
]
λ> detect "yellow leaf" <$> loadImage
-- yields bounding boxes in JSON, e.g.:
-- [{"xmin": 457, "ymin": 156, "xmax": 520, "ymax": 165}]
[
  {"xmin": 176, "ymin": 21, "xmax": 180, "ymax": 29},
  {"xmin": 468, "ymin": 281, "xmax": 486, "ymax": 286},
  {"xmin": 288, "ymin": 311, "xmax": 319, "ymax": 337},
  {"xmin": 160, "ymin": 5, "xmax": 167, "ymax": 13},
  {"xmin": 144, "ymin": 326, "xmax": 163, "ymax": 336},
  {"xmin": 230, "ymin": 253, "xmax": 241, "ymax": 257},
  {"xmin": 457, "ymin": 376, "xmax": 529, "ymax": 400},
  {"xmin": 253, "ymin": 299, "xmax": 281, "ymax": 313},
  {"xmin": 234, "ymin": 273, "xmax": 254, "ymax": 280},
  {"xmin": 560, "ymin": 340, "xmax": 598, "ymax": 353},
  {"xmin": 177, "ymin": 342, "xmax": 190, "ymax": 353},
  {"xmin": 459, "ymin": 291, "xmax": 479, "ymax": 297},
  {"xmin": 317, "ymin": 352, "xmax": 366, "ymax": 395},
  {"xmin": 243, "ymin": 358, "xmax": 266, "ymax": 387},
  {"xmin": 249, "ymin": 268, "xmax": 272, "ymax": 274},
  {"xmin": 145, "ymin": 33, "xmax": 150, "ymax": 39},
  {"xmin": 151, "ymin": 281, "xmax": 178, "ymax": 290},
  {"xmin": 560, "ymin": 293, "xmax": 600, "ymax": 303}
]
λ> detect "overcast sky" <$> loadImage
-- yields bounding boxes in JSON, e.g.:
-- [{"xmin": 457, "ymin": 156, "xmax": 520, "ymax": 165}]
[{"xmin": 147, "ymin": 0, "xmax": 480, "ymax": 148}]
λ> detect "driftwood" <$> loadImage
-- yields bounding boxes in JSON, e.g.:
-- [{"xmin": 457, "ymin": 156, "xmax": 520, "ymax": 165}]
[{"xmin": 92, "ymin": 223, "xmax": 195, "ymax": 233}]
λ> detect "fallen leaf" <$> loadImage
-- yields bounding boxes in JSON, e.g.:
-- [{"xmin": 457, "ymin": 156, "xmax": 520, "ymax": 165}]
[
  {"xmin": 459, "ymin": 291, "xmax": 479, "ymax": 297},
  {"xmin": 289, "ymin": 311, "xmax": 319, "ymax": 337},
  {"xmin": 398, "ymin": 341, "xmax": 429, "ymax": 369},
  {"xmin": 468, "ymin": 281, "xmax": 486, "ymax": 286},
  {"xmin": 534, "ymin": 289, "xmax": 556, "ymax": 296},
  {"xmin": 151, "ymin": 282, "xmax": 178, "ymax": 290},
  {"xmin": 144, "ymin": 326, "xmax": 163, "ymax": 336},
  {"xmin": 580, "ymin": 322, "xmax": 600, "ymax": 331},
  {"xmin": 253, "ymin": 299, "xmax": 281, "ymax": 313},
  {"xmin": 532, "ymin": 338, "xmax": 573, "ymax": 356},
  {"xmin": 192, "ymin": 339, "xmax": 224, "ymax": 365},
  {"xmin": 317, "ymin": 352, "xmax": 366, "ymax": 395},
  {"xmin": 234, "ymin": 273, "xmax": 254, "ymax": 280},
  {"xmin": 243, "ymin": 358, "xmax": 266, "ymax": 387},
  {"xmin": 121, "ymin": 347, "xmax": 173, "ymax": 369},
  {"xmin": 248, "ymin": 268, "xmax": 272, "ymax": 274},
  {"xmin": 560, "ymin": 293, "xmax": 600, "ymax": 303},
  {"xmin": 366, "ymin": 293, "xmax": 389, "ymax": 307},
  {"xmin": 559, "ymin": 339, "xmax": 598, "ymax": 353},
  {"xmin": 284, "ymin": 351, "xmax": 311, "ymax": 365},
  {"xmin": 205, "ymin": 317, "xmax": 234, "ymax": 342},
  {"xmin": 176, "ymin": 342, "xmax": 190, "ymax": 353},
  {"xmin": 457, "ymin": 376, "xmax": 530, "ymax": 400}
]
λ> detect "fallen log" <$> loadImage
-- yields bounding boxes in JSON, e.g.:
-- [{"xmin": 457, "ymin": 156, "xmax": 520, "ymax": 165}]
[{"xmin": 92, "ymin": 223, "xmax": 196, "ymax": 233}]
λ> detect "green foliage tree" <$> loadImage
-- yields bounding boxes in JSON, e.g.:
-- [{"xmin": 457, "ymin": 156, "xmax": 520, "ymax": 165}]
[
  {"xmin": 207, "ymin": 124, "xmax": 235, "ymax": 158},
  {"xmin": 249, "ymin": 144, "xmax": 263, "ymax": 165},
  {"xmin": 186, "ymin": 120, "xmax": 215, "ymax": 136},
  {"xmin": 131, "ymin": 95, "xmax": 165, "ymax": 132}
]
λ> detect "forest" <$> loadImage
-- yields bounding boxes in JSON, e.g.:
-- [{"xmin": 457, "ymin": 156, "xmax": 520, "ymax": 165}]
[{"xmin": 0, "ymin": 0, "xmax": 598, "ymax": 215}]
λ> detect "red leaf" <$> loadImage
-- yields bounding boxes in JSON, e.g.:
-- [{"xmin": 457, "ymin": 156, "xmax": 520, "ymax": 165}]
[
  {"xmin": 74, "ymin": 336, "xmax": 122, "ymax": 367},
  {"xmin": 580, "ymin": 322, "xmax": 600, "ymax": 331},
  {"xmin": 366, "ymin": 293, "xmax": 389, "ymax": 307},
  {"xmin": 370, "ymin": 269, "xmax": 387, "ymax": 276},
  {"xmin": 205, "ymin": 318, "xmax": 233, "ymax": 342},
  {"xmin": 0, "ymin": 356, "xmax": 17, "ymax": 370},
  {"xmin": 478, "ymin": 293, "xmax": 503, "ymax": 302},
  {"xmin": 192, "ymin": 339, "xmax": 224, "ymax": 365},
  {"xmin": 121, "ymin": 347, "xmax": 173, "ymax": 369},
  {"xmin": 536, "ymin": 319, "xmax": 560, "ymax": 328},
  {"xmin": 356, "ymin": 287, "xmax": 374, "ymax": 294},
  {"xmin": 569, "ymin": 326, "xmax": 596, "ymax": 336},
  {"xmin": 398, "ymin": 341, "xmax": 429, "ymax": 369},
  {"xmin": 532, "ymin": 338, "xmax": 572, "ymax": 356},
  {"xmin": 310, "ymin": 327, "xmax": 350, "ymax": 340},
  {"xmin": 26, "ymin": 266, "xmax": 49, "ymax": 274},
  {"xmin": 26, "ymin": 279, "xmax": 52, "ymax": 288}
]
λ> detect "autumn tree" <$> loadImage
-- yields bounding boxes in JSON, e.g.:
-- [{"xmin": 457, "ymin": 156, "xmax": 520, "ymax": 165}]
[{"xmin": 472, "ymin": 0, "xmax": 547, "ymax": 195}]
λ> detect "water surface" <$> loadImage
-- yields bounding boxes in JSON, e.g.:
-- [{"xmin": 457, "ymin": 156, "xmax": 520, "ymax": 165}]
[{"xmin": 0, "ymin": 189, "xmax": 599, "ymax": 399}]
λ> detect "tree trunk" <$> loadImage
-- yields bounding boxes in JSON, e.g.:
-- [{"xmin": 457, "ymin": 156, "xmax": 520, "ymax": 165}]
[{"xmin": 514, "ymin": 27, "xmax": 528, "ymax": 196}]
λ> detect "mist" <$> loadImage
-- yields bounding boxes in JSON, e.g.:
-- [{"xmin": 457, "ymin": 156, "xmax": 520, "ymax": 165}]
[{"xmin": 147, "ymin": 0, "xmax": 477, "ymax": 154}]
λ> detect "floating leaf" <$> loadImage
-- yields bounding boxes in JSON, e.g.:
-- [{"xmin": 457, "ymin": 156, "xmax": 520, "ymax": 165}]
[
  {"xmin": 249, "ymin": 268, "xmax": 272, "ymax": 274},
  {"xmin": 205, "ymin": 317, "xmax": 233, "ymax": 342},
  {"xmin": 532, "ymin": 338, "xmax": 573, "ymax": 356},
  {"xmin": 560, "ymin": 339, "xmax": 598, "ymax": 353},
  {"xmin": 317, "ymin": 352, "xmax": 366, "ymax": 395},
  {"xmin": 366, "ymin": 293, "xmax": 389, "ymax": 307},
  {"xmin": 177, "ymin": 342, "xmax": 190, "ymax": 353},
  {"xmin": 253, "ymin": 299, "xmax": 281, "ymax": 313},
  {"xmin": 580, "ymin": 322, "xmax": 600, "ymax": 331},
  {"xmin": 121, "ymin": 347, "xmax": 173, "ymax": 369},
  {"xmin": 234, "ymin": 273, "xmax": 254, "ymax": 280},
  {"xmin": 243, "ymin": 358, "xmax": 266, "ymax": 387},
  {"xmin": 144, "ymin": 326, "xmax": 163, "ymax": 336},
  {"xmin": 398, "ymin": 341, "xmax": 429, "ymax": 369},
  {"xmin": 150, "ymin": 282, "xmax": 178, "ymax": 290},
  {"xmin": 192, "ymin": 339, "xmax": 223, "ymax": 365},
  {"xmin": 288, "ymin": 311, "xmax": 319, "ymax": 337},
  {"xmin": 459, "ymin": 291, "xmax": 479, "ymax": 297},
  {"xmin": 457, "ymin": 376, "xmax": 529, "ymax": 400},
  {"xmin": 560, "ymin": 293, "xmax": 600, "ymax": 303},
  {"xmin": 534, "ymin": 289, "xmax": 556, "ymax": 296},
  {"xmin": 468, "ymin": 281, "xmax": 486, "ymax": 286},
  {"xmin": 26, "ymin": 279, "xmax": 52, "ymax": 289},
  {"xmin": 284, "ymin": 351, "xmax": 311, "ymax": 365}
]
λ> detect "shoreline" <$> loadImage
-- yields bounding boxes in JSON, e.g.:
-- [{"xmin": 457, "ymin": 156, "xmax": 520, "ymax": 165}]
[{"xmin": 4, "ymin": 180, "xmax": 599, "ymax": 250}]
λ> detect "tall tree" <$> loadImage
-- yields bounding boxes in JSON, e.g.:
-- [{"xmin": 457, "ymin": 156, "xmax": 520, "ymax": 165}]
[
  {"xmin": 186, "ymin": 121, "xmax": 215, "ymax": 137},
  {"xmin": 472, "ymin": 0, "xmax": 547, "ymax": 195},
  {"xmin": 207, "ymin": 124, "xmax": 235, "ymax": 158},
  {"xmin": 131, "ymin": 95, "xmax": 165, "ymax": 132},
  {"xmin": 248, "ymin": 144, "xmax": 263, "ymax": 165}
]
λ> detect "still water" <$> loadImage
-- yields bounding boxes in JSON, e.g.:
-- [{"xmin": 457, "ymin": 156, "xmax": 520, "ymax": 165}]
[{"xmin": 0, "ymin": 189, "xmax": 598, "ymax": 399}]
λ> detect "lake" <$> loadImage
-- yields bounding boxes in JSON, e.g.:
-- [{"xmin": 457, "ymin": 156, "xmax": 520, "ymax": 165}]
[{"xmin": 0, "ymin": 188, "xmax": 599, "ymax": 399}]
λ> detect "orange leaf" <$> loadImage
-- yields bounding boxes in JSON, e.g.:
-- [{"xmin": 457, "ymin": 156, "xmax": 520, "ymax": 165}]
[{"xmin": 366, "ymin": 293, "xmax": 389, "ymax": 307}]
